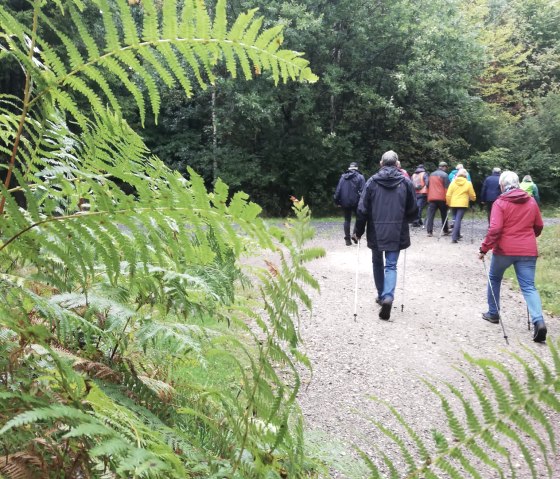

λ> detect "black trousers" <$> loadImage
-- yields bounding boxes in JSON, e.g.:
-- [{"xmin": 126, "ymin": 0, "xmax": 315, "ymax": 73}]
[
  {"xmin": 426, "ymin": 201, "xmax": 449, "ymax": 234},
  {"xmin": 343, "ymin": 207, "xmax": 357, "ymax": 240}
]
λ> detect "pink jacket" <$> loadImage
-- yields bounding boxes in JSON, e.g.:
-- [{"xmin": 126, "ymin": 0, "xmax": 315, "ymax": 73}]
[{"xmin": 480, "ymin": 189, "xmax": 543, "ymax": 256}]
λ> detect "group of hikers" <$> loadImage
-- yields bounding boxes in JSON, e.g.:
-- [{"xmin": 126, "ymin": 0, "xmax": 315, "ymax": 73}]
[{"xmin": 333, "ymin": 151, "xmax": 547, "ymax": 342}]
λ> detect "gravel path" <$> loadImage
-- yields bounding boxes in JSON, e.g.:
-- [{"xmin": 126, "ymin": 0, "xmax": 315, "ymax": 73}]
[{"xmin": 297, "ymin": 218, "xmax": 559, "ymax": 478}]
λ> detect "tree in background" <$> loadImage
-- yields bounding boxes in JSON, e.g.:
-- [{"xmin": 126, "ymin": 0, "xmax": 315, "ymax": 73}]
[{"xmin": 20, "ymin": 0, "xmax": 557, "ymax": 213}]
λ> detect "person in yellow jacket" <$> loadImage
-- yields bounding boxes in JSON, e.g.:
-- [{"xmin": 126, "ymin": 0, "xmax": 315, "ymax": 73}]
[{"xmin": 446, "ymin": 169, "xmax": 476, "ymax": 243}]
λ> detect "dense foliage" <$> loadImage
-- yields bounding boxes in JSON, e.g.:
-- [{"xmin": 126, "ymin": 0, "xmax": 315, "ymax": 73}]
[
  {"xmin": 128, "ymin": 0, "xmax": 560, "ymax": 212},
  {"xmin": 3, "ymin": 0, "xmax": 559, "ymax": 214},
  {"xmin": 0, "ymin": 0, "xmax": 324, "ymax": 477}
]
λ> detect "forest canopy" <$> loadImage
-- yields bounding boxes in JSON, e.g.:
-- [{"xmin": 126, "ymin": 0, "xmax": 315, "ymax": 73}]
[{"xmin": 2, "ymin": 0, "xmax": 559, "ymax": 214}]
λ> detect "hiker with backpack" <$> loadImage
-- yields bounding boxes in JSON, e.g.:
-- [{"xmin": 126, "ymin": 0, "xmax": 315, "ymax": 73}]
[
  {"xmin": 411, "ymin": 164, "xmax": 429, "ymax": 227},
  {"xmin": 520, "ymin": 175, "xmax": 541, "ymax": 205},
  {"xmin": 334, "ymin": 162, "xmax": 366, "ymax": 246},
  {"xmin": 478, "ymin": 171, "xmax": 547, "ymax": 342},
  {"xmin": 352, "ymin": 150, "xmax": 418, "ymax": 320}
]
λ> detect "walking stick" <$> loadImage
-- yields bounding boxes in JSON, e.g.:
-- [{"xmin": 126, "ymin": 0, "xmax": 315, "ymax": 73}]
[
  {"xmin": 353, "ymin": 239, "xmax": 360, "ymax": 322},
  {"xmin": 437, "ymin": 211, "xmax": 449, "ymax": 241},
  {"xmin": 401, "ymin": 249, "xmax": 407, "ymax": 312},
  {"xmin": 470, "ymin": 206, "xmax": 475, "ymax": 244},
  {"xmin": 527, "ymin": 307, "xmax": 531, "ymax": 331},
  {"xmin": 482, "ymin": 256, "xmax": 509, "ymax": 345}
]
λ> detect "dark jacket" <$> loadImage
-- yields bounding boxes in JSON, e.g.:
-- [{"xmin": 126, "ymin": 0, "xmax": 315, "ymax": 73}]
[
  {"xmin": 480, "ymin": 172, "xmax": 501, "ymax": 202},
  {"xmin": 334, "ymin": 170, "xmax": 366, "ymax": 208},
  {"xmin": 355, "ymin": 166, "xmax": 418, "ymax": 251}
]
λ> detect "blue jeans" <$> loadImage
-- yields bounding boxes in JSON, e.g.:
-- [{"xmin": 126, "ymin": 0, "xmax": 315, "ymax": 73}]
[
  {"xmin": 451, "ymin": 207, "xmax": 466, "ymax": 241},
  {"xmin": 415, "ymin": 195, "xmax": 427, "ymax": 224},
  {"xmin": 372, "ymin": 250, "xmax": 400, "ymax": 301},
  {"xmin": 487, "ymin": 255, "xmax": 544, "ymax": 324}
]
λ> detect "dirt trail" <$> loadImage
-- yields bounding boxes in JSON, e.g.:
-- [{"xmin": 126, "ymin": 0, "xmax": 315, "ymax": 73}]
[{"xmin": 296, "ymin": 219, "xmax": 559, "ymax": 478}]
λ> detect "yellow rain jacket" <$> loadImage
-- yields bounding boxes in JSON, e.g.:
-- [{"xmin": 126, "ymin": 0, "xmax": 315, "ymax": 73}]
[{"xmin": 446, "ymin": 176, "xmax": 476, "ymax": 208}]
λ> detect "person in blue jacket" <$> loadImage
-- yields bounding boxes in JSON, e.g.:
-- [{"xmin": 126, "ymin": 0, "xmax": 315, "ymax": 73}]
[
  {"xmin": 334, "ymin": 162, "xmax": 366, "ymax": 245},
  {"xmin": 480, "ymin": 167, "xmax": 502, "ymax": 224},
  {"xmin": 353, "ymin": 150, "xmax": 418, "ymax": 321}
]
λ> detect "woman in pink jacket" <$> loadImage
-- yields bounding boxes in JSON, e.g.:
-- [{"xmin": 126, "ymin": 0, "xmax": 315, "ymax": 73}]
[{"xmin": 478, "ymin": 171, "xmax": 546, "ymax": 342}]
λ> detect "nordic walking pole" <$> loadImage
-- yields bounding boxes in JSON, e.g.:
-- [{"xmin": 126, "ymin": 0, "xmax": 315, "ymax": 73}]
[
  {"xmin": 470, "ymin": 206, "xmax": 475, "ymax": 244},
  {"xmin": 353, "ymin": 239, "xmax": 360, "ymax": 322},
  {"xmin": 401, "ymin": 249, "xmax": 407, "ymax": 312},
  {"xmin": 527, "ymin": 307, "xmax": 531, "ymax": 331},
  {"xmin": 482, "ymin": 256, "xmax": 509, "ymax": 344},
  {"xmin": 437, "ymin": 211, "xmax": 449, "ymax": 241}
]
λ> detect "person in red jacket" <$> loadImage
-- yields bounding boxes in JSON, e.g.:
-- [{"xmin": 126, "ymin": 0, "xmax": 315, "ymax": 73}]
[
  {"xmin": 425, "ymin": 161, "xmax": 450, "ymax": 236},
  {"xmin": 478, "ymin": 171, "xmax": 546, "ymax": 342}
]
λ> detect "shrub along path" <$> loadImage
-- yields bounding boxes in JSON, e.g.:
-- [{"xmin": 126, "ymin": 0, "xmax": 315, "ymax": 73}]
[{"xmin": 297, "ymin": 219, "xmax": 559, "ymax": 478}]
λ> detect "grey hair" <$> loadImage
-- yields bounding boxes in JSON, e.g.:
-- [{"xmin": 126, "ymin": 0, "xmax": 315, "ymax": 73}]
[
  {"xmin": 492, "ymin": 167, "xmax": 501, "ymax": 174},
  {"xmin": 381, "ymin": 150, "xmax": 398, "ymax": 166},
  {"xmin": 457, "ymin": 168, "xmax": 468, "ymax": 178},
  {"xmin": 523, "ymin": 175, "xmax": 533, "ymax": 182},
  {"xmin": 499, "ymin": 171, "xmax": 519, "ymax": 191}
]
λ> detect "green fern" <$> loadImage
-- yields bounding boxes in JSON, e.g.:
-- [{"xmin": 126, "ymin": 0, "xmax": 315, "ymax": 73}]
[
  {"xmin": 0, "ymin": 1, "xmax": 322, "ymax": 477},
  {"xmin": 361, "ymin": 340, "xmax": 560, "ymax": 479}
]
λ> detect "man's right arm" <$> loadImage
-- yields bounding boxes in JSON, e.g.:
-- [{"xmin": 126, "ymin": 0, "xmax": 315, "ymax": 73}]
[{"xmin": 334, "ymin": 177, "xmax": 342, "ymax": 204}]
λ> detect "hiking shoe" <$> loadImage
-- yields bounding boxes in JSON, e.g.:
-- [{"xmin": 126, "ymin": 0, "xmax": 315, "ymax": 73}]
[
  {"xmin": 427, "ymin": 233, "xmax": 433, "ymax": 237},
  {"xmin": 452, "ymin": 240, "xmax": 458, "ymax": 243},
  {"xmin": 345, "ymin": 238, "xmax": 352, "ymax": 246},
  {"xmin": 379, "ymin": 298, "xmax": 392, "ymax": 320},
  {"xmin": 375, "ymin": 297, "xmax": 382, "ymax": 305},
  {"xmin": 443, "ymin": 231, "xmax": 450, "ymax": 236},
  {"xmin": 482, "ymin": 312, "xmax": 500, "ymax": 324},
  {"xmin": 533, "ymin": 320, "xmax": 547, "ymax": 343}
]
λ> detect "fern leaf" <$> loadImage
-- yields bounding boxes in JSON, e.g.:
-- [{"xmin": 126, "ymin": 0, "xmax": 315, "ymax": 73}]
[
  {"xmin": 496, "ymin": 420, "xmax": 537, "ymax": 478},
  {"xmin": 63, "ymin": 76, "xmax": 106, "ymax": 115},
  {"xmin": 69, "ymin": 6, "xmax": 100, "ymax": 60},
  {"xmin": 450, "ymin": 448, "xmax": 484, "ymax": 479},
  {"xmin": 161, "ymin": 0, "xmax": 179, "ymax": 39},
  {"xmin": 141, "ymin": 0, "xmax": 161, "ymax": 41},
  {"xmin": 114, "ymin": 49, "xmax": 161, "ymax": 120},
  {"xmin": 95, "ymin": 0, "xmax": 122, "ymax": 50},
  {"xmin": 0, "ymin": 404, "xmax": 92, "ymax": 434},
  {"xmin": 40, "ymin": 14, "xmax": 85, "ymax": 71},
  {"xmin": 115, "ymin": 0, "xmax": 140, "ymax": 45},
  {"xmin": 98, "ymin": 55, "xmax": 146, "ymax": 124},
  {"xmin": 212, "ymin": 0, "xmax": 227, "ymax": 41}
]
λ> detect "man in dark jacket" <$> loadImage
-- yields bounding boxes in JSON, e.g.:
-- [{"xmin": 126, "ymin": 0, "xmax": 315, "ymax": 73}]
[
  {"xmin": 480, "ymin": 167, "xmax": 501, "ymax": 224},
  {"xmin": 334, "ymin": 162, "xmax": 366, "ymax": 246},
  {"xmin": 353, "ymin": 150, "xmax": 418, "ymax": 320}
]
